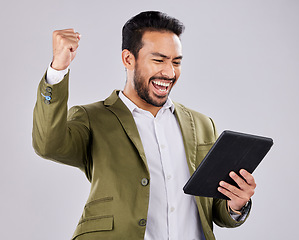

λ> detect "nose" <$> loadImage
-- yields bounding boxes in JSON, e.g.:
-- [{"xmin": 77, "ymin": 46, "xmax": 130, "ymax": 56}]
[{"xmin": 161, "ymin": 63, "xmax": 175, "ymax": 79}]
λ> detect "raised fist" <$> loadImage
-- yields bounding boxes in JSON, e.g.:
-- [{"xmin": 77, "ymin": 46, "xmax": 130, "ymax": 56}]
[{"xmin": 51, "ymin": 29, "xmax": 81, "ymax": 71}]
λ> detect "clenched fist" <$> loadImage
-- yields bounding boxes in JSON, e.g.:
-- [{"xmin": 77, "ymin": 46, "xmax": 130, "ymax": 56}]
[{"xmin": 51, "ymin": 29, "xmax": 81, "ymax": 71}]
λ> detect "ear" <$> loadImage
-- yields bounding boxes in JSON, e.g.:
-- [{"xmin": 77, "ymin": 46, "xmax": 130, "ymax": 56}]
[{"xmin": 122, "ymin": 49, "xmax": 135, "ymax": 70}]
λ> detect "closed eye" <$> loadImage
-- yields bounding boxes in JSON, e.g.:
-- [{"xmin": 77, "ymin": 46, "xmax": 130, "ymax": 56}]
[{"xmin": 153, "ymin": 59, "xmax": 163, "ymax": 63}]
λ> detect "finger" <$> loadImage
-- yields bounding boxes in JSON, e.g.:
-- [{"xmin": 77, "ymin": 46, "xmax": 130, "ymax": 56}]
[
  {"xmin": 228, "ymin": 171, "xmax": 255, "ymax": 199},
  {"xmin": 64, "ymin": 36, "xmax": 80, "ymax": 44},
  {"xmin": 229, "ymin": 171, "xmax": 248, "ymax": 190},
  {"xmin": 54, "ymin": 34, "xmax": 80, "ymax": 43},
  {"xmin": 65, "ymin": 40, "xmax": 79, "ymax": 52},
  {"xmin": 218, "ymin": 186, "xmax": 242, "ymax": 201},
  {"xmin": 54, "ymin": 34, "xmax": 79, "ymax": 51},
  {"xmin": 240, "ymin": 169, "xmax": 256, "ymax": 187},
  {"xmin": 62, "ymin": 30, "xmax": 81, "ymax": 40},
  {"xmin": 59, "ymin": 28, "xmax": 76, "ymax": 33},
  {"xmin": 63, "ymin": 29, "xmax": 81, "ymax": 39},
  {"xmin": 219, "ymin": 181, "xmax": 245, "ymax": 199},
  {"xmin": 57, "ymin": 32, "xmax": 81, "ymax": 39},
  {"xmin": 53, "ymin": 30, "xmax": 81, "ymax": 42}
]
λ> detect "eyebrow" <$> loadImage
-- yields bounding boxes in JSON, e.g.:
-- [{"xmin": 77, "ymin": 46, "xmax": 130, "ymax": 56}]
[{"xmin": 151, "ymin": 52, "xmax": 183, "ymax": 60}]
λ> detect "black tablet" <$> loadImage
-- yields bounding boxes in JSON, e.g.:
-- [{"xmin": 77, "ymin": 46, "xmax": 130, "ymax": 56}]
[{"xmin": 183, "ymin": 130, "xmax": 273, "ymax": 200}]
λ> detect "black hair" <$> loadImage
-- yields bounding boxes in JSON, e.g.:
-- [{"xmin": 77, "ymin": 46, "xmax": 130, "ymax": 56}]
[{"xmin": 122, "ymin": 11, "xmax": 185, "ymax": 58}]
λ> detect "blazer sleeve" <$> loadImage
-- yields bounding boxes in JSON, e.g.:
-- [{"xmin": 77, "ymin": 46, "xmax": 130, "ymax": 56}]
[
  {"xmin": 212, "ymin": 198, "xmax": 251, "ymax": 228},
  {"xmin": 32, "ymin": 71, "xmax": 92, "ymax": 178}
]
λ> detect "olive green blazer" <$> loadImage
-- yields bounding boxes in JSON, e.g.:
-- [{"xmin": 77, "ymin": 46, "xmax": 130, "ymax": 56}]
[{"xmin": 32, "ymin": 73, "xmax": 249, "ymax": 240}]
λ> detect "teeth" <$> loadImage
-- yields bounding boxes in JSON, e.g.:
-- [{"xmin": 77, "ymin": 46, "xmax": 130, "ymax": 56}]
[{"xmin": 153, "ymin": 80, "xmax": 170, "ymax": 87}]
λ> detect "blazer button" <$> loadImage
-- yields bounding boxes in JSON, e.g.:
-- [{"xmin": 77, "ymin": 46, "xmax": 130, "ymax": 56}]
[
  {"xmin": 139, "ymin": 219, "xmax": 147, "ymax": 226},
  {"xmin": 141, "ymin": 178, "xmax": 149, "ymax": 186},
  {"xmin": 46, "ymin": 87, "xmax": 52, "ymax": 93}
]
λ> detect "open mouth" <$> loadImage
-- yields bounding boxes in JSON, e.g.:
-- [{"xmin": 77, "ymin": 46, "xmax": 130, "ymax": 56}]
[{"xmin": 151, "ymin": 80, "xmax": 172, "ymax": 95}]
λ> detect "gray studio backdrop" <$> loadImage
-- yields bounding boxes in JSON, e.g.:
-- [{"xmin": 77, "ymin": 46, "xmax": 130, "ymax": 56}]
[{"xmin": 1, "ymin": 0, "xmax": 298, "ymax": 239}]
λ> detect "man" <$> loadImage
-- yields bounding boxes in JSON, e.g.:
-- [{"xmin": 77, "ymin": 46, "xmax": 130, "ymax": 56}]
[{"xmin": 33, "ymin": 11, "xmax": 256, "ymax": 240}]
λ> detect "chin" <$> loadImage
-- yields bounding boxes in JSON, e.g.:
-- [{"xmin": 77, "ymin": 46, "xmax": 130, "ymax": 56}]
[{"xmin": 150, "ymin": 95, "xmax": 168, "ymax": 107}]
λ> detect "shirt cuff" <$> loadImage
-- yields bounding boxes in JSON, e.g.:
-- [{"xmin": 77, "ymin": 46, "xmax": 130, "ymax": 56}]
[
  {"xmin": 46, "ymin": 63, "xmax": 69, "ymax": 85},
  {"xmin": 229, "ymin": 199, "xmax": 252, "ymax": 222}
]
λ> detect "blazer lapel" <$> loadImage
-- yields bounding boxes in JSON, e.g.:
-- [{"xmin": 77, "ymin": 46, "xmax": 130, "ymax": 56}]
[
  {"xmin": 103, "ymin": 93, "xmax": 198, "ymax": 174},
  {"xmin": 174, "ymin": 103, "xmax": 211, "ymax": 229},
  {"xmin": 174, "ymin": 102, "xmax": 197, "ymax": 173},
  {"xmin": 104, "ymin": 90, "xmax": 149, "ymax": 172}
]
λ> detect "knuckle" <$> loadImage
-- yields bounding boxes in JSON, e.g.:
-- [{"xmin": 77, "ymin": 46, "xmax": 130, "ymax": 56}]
[
  {"xmin": 248, "ymin": 189, "xmax": 255, "ymax": 197},
  {"xmin": 53, "ymin": 30, "xmax": 62, "ymax": 36},
  {"xmin": 54, "ymin": 33, "xmax": 64, "ymax": 41}
]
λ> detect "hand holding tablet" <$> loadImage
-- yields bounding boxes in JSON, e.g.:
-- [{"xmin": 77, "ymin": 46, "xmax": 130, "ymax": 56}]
[{"xmin": 183, "ymin": 130, "xmax": 273, "ymax": 204}]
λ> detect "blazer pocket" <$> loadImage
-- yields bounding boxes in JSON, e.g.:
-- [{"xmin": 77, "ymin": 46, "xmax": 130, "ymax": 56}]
[
  {"xmin": 72, "ymin": 197, "xmax": 114, "ymax": 239},
  {"xmin": 72, "ymin": 215, "xmax": 114, "ymax": 239},
  {"xmin": 82, "ymin": 197, "xmax": 113, "ymax": 218}
]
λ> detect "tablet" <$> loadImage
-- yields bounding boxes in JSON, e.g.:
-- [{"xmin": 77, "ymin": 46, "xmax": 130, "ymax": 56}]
[{"xmin": 183, "ymin": 130, "xmax": 273, "ymax": 200}]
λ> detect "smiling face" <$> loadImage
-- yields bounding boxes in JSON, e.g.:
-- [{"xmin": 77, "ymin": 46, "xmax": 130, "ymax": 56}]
[{"xmin": 123, "ymin": 31, "xmax": 183, "ymax": 115}]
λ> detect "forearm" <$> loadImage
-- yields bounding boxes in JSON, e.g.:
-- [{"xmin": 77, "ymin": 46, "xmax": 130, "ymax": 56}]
[{"xmin": 32, "ymin": 71, "xmax": 90, "ymax": 170}]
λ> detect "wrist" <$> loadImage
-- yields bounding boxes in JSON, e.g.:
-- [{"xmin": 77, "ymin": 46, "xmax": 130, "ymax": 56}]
[
  {"xmin": 51, "ymin": 60, "xmax": 69, "ymax": 71},
  {"xmin": 228, "ymin": 200, "xmax": 251, "ymax": 215},
  {"xmin": 46, "ymin": 63, "xmax": 69, "ymax": 85}
]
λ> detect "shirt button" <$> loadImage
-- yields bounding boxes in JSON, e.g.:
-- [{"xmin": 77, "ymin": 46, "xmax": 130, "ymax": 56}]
[
  {"xmin": 167, "ymin": 175, "xmax": 172, "ymax": 180},
  {"xmin": 141, "ymin": 178, "xmax": 149, "ymax": 186},
  {"xmin": 160, "ymin": 144, "xmax": 165, "ymax": 149},
  {"xmin": 44, "ymin": 100, "xmax": 51, "ymax": 104},
  {"xmin": 170, "ymin": 207, "xmax": 175, "ymax": 212},
  {"xmin": 139, "ymin": 219, "xmax": 147, "ymax": 226}
]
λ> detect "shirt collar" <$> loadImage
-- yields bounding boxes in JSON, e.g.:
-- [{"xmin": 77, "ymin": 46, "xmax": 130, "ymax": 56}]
[{"xmin": 119, "ymin": 91, "xmax": 175, "ymax": 114}]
